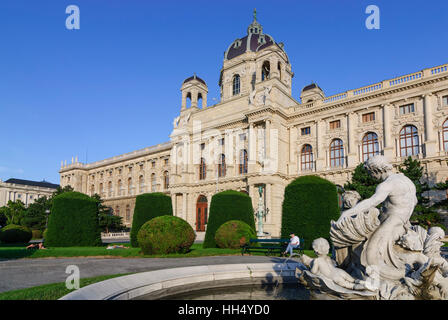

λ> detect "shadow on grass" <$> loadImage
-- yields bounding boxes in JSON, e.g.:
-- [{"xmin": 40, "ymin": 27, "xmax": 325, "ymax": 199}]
[{"xmin": 0, "ymin": 243, "xmax": 36, "ymax": 260}]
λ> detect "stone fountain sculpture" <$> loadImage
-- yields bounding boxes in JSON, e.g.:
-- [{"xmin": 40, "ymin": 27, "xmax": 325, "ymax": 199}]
[{"xmin": 297, "ymin": 155, "xmax": 448, "ymax": 300}]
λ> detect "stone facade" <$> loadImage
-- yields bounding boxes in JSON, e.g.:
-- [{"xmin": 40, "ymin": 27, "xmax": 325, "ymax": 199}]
[
  {"xmin": 60, "ymin": 15, "xmax": 448, "ymax": 237},
  {"xmin": 0, "ymin": 179, "xmax": 59, "ymax": 207}
]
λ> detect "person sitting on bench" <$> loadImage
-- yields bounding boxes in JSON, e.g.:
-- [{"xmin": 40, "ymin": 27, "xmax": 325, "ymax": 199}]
[{"xmin": 283, "ymin": 232, "xmax": 300, "ymax": 257}]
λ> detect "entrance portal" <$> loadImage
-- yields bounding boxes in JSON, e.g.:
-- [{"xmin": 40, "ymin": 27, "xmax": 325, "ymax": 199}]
[{"xmin": 196, "ymin": 195, "xmax": 208, "ymax": 231}]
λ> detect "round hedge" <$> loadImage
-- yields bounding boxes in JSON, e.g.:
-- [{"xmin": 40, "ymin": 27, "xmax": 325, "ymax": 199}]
[
  {"xmin": 215, "ymin": 220, "xmax": 256, "ymax": 249},
  {"xmin": 281, "ymin": 176, "xmax": 340, "ymax": 250},
  {"xmin": 45, "ymin": 191, "xmax": 102, "ymax": 247},
  {"xmin": 137, "ymin": 215, "xmax": 195, "ymax": 255},
  {"xmin": 130, "ymin": 193, "xmax": 173, "ymax": 247},
  {"xmin": 0, "ymin": 224, "xmax": 32, "ymax": 243},
  {"xmin": 203, "ymin": 190, "xmax": 255, "ymax": 248}
]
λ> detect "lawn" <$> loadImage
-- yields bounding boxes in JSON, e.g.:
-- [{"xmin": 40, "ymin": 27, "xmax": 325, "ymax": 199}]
[
  {"xmin": 0, "ymin": 273, "xmax": 129, "ymax": 300},
  {"xmin": 0, "ymin": 242, "xmax": 316, "ymax": 259},
  {"xmin": 0, "ymin": 243, "xmax": 245, "ymax": 259}
]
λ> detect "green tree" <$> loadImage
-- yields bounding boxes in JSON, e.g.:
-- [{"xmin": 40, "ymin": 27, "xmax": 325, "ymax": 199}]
[
  {"xmin": 399, "ymin": 156, "xmax": 443, "ymax": 229},
  {"xmin": 21, "ymin": 196, "xmax": 51, "ymax": 231},
  {"xmin": 52, "ymin": 185, "xmax": 74, "ymax": 197},
  {"xmin": 0, "ymin": 209, "xmax": 6, "ymax": 227},
  {"xmin": 91, "ymin": 194, "xmax": 125, "ymax": 233},
  {"xmin": 344, "ymin": 163, "xmax": 381, "ymax": 200},
  {"xmin": 1, "ymin": 200, "xmax": 27, "ymax": 225}
]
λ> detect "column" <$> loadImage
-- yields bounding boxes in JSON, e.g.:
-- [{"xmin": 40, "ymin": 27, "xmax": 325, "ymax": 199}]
[
  {"xmin": 289, "ymin": 126, "xmax": 295, "ymax": 175},
  {"xmin": 182, "ymin": 193, "xmax": 187, "ymax": 222},
  {"xmin": 346, "ymin": 112, "xmax": 357, "ymax": 167},
  {"xmin": 265, "ymin": 120, "xmax": 271, "ymax": 161},
  {"xmin": 423, "ymin": 94, "xmax": 437, "ymax": 155},
  {"xmin": 249, "ymin": 123, "xmax": 257, "ymax": 173},
  {"xmin": 382, "ymin": 104, "xmax": 394, "ymax": 159},
  {"xmin": 315, "ymin": 120, "xmax": 326, "ymax": 171}
]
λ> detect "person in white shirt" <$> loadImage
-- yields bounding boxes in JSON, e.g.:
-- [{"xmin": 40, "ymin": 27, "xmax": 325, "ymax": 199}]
[{"xmin": 284, "ymin": 233, "xmax": 300, "ymax": 256}]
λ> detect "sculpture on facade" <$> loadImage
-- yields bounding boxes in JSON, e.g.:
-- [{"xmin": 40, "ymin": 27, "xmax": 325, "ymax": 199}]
[{"xmin": 297, "ymin": 155, "xmax": 448, "ymax": 300}]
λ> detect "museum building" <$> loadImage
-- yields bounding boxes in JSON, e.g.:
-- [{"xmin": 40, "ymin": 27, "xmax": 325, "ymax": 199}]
[{"xmin": 59, "ymin": 14, "xmax": 448, "ymax": 238}]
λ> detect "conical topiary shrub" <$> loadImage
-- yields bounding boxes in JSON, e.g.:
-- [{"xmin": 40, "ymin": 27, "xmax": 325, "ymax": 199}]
[
  {"xmin": 203, "ymin": 190, "xmax": 255, "ymax": 248},
  {"xmin": 130, "ymin": 192, "xmax": 173, "ymax": 247},
  {"xmin": 45, "ymin": 191, "xmax": 102, "ymax": 247},
  {"xmin": 281, "ymin": 175, "xmax": 340, "ymax": 250}
]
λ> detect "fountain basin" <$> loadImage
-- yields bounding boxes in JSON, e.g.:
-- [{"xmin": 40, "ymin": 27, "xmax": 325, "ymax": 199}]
[{"xmin": 59, "ymin": 262, "xmax": 302, "ymax": 300}]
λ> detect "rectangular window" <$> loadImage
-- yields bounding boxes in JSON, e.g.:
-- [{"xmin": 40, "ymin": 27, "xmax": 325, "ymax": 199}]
[
  {"xmin": 362, "ymin": 112, "xmax": 375, "ymax": 123},
  {"xmin": 399, "ymin": 103, "xmax": 415, "ymax": 115},
  {"xmin": 239, "ymin": 133, "xmax": 247, "ymax": 141},
  {"xmin": 151, "ymin": 161, "xmax": 155, "ymax": 168},
  {"xmin": 200, "ymin": 143, "xmax": 205, "ymax": 150},
  {"xmin": 164, "ymin": 158, "xmax": 169, "ymax": 165},
  {"xmin": 329, "ymin": 120, "xmax": 341, "ymax": 130},
  {"xmin": 219, "ymin": 138, "xmax": 225, "ymax": 146},
  {"xmin": 301, "ymin": 127, "xmax": 311, "ymax": 135},
  {"xmin": 443, "ymin": 96, "xmax": 448, "ymax": 106}
]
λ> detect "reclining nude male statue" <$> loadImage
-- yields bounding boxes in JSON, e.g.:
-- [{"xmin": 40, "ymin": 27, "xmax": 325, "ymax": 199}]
[{"xmin": 298, "ymin": 155, "xmax": 448, "ymax": 299}]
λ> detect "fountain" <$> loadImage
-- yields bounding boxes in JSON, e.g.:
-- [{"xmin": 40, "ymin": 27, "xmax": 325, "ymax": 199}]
[
  {"xmin": 297, "ymin": 155, "xmax": 448, "ymax": 300},
  {"xmin": 60, "ymin": 155, "xmax": 447, "ymax": 300}
]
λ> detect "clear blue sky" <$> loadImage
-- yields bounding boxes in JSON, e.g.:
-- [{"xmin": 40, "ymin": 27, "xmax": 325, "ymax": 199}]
[{"xmin": 0, "ymin": 0, "xmax": 447, "ymax": 184}]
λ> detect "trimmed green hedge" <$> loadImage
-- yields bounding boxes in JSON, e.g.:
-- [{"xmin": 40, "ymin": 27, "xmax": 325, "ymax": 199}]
[
  {"xmin": 45, "ymin": 192, "xmax": 102, "ymax": 247},
  {"xmin": 203, "ymin": 190, "xmax": 255, "ymax": 248},
  {"xmin": 215, "ymin": 220, "xmax": 256, "ymax": 249},
  {"xmin": 137, "ymin": 215, "xmax": 195, "ymax": 254},
  {"xmin": 281, "ymin": 176, "xmax": 340, "ymax": 250},
  {"xmin": 130, "ymin": 193, "xmax": 173, "ymax": 247},
  {"xmin": 0, "ymin": 224, "xmax": 32, "ymax": 243}
]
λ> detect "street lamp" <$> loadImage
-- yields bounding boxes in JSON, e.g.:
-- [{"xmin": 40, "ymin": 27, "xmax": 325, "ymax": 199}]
[{"xmin": 45, "ymin": 209, "xmax": 50, "ymax": 229}]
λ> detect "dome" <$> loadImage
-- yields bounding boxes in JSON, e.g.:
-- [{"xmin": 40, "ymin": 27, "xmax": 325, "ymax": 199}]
[
  {"xmin": 224, "ymin": 10, "xmax": 282, "ymax": 61},
  {"xmin": 182, "ymin": 74, "xmax": 206, "ymax": 86},
  {"xmin": 302, "ymin": 83, "xmax": 322, "ymax": 92}
]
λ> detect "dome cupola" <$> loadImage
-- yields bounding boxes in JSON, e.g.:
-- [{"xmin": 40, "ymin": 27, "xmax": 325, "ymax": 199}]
[{"xmin": 224, "ymin": 9, "xmax": 281, "ymax": 61}]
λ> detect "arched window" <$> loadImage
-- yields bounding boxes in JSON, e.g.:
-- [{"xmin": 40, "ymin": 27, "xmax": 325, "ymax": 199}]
[
  {"xmin": 218, "ymin": 154, "xmax": 226, "ymax": 177},
  {"xmin": 301, "ymin": 144, "xmax": 314, "ymax": 171},
  {"xmin": 99, "ymin": 183, "xmax": 104, "ymax": 195},
  {"xmin": 90, "ymin": 184, "xmax": 95, "ymax": 196},
  {"xmin": 262, "ymin": 61, "xmax": 270, "ymax": 81},
  {"xmin": 139, "ymin": 175, "xmax": 144, "ymax": 193},
  {"xmin": 117, "ymin": 180, "xmax": 122, "ymax": 196},
  {"xmin": 199, "ymin": 158, "xmax": 206, "ymax": 180},
  {"xmin": 108, "ymin": 181, "xmax": 112, "ymax": 197},
  {"xmin": 126, "ymin": 205, "xmax": 130, "ymax": 222},
  {"xmin": 399, "ymin": 125, "xmax": 419, "ymax": 157},
  {"xmin": 163, "ymin": 171, "xmax": 169, "ymax": 189},
  {"xmin": 362, "ymin": 132, "xmax": 379, "ymax": 161},
  {"xmin": 197, "ymin": 93, "xmax": 203, "ymax": 108},
  {"xmin": 239, "ymin": 149, "xmax": 248, "ymax": 174},
  {"xmin": 277, "ymin": 61, "xmax": 281, "ymax": 80},
  {"xmin": 232, "ymin": 75, "xmax": 240, "ymax": 95},
  {"xmin": 127, "ymin": 178, "xmax": 133, "ymax": 195},
  {"xmin": 186, "ymin": 92, "xmax": 192, "ymax": 108},
  {"xmin": 151, "ymin": 173, "xmax": 156, "ymax": 192},
  {"xmin": 330, "ymin": 139, "xmax": 344, "ymax": 168},
  {"xmin": 443, "ymin": 119, "xmax": 448, "ymax": 151}
]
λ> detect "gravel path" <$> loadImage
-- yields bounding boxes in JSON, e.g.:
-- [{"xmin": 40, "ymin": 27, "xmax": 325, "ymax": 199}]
[{"xmin": 0, "ymin": 255, "xmax": 289, "ymax": 293}]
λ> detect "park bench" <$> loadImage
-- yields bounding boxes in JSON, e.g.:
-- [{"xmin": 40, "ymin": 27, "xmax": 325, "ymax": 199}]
[{"xmin": 241, "ymin": 238, "xmax": 304, "ymax": 257}]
